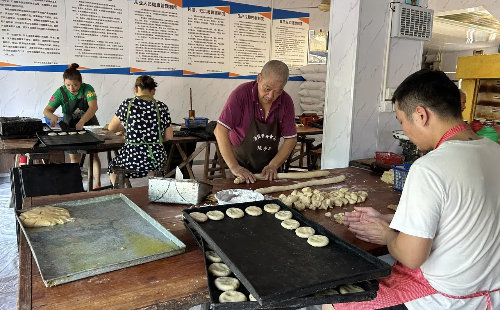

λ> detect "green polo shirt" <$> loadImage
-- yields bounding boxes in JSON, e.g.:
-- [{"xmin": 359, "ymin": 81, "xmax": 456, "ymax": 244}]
[{"xmin": 48, "ymin": 84, "xmax": 97, "ymax": 114}]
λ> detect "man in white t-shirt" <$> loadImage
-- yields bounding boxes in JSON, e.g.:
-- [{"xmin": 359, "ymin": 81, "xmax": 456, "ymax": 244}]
[{"xmin": 324, "ymin": 70, "xmax": 500, "ymax": 310}]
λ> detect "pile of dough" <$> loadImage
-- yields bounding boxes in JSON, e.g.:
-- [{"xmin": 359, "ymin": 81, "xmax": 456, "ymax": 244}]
[
  {"xmin": 207, "ymin": 210, "xmax": 224, "ymax": 221},
  {"xmin": 190, "ymin": 212, "xmax": 208, "ymax": 223},
  {"xmin": 387, "ymin": 204, "xmax": 398, "ymax": 211},
  {"xmin": 245, "ymin": 206, "xmax": 262, "ymax": 216},
  {"xmin": 307, "ymin": 235, "xmax": 329, "ymax": 247},
  {"xmin": 381, "ymin": 170, "xmax": 394, "ymax": 185},
  {"xmin": 333, "ymin": 213, "xmax": 345, "ymax": 224},
  {"xmin": 275, "ymin": 210, "xmax": 292, "ymax": 220},
  {"xmin": 263, "ymin": 203, "xmax": 280, "ymax": 214},
  {"xmin": 219, "ymin": 290, "xmax": 247, "ymax": 302},
  {"xmin": 208, "ymin": 263, "xmax": 232, "ymax": 276},
  {"xmin": 226, "ymin": 208, "xmax": 244, "ymax": 219},
  {"xmin": 278, "ymin": 187, "xmax": 368, "ymax": 211},
  {"xmin": 339, "ymin": 284, "xmax": 365, "ymax": 294},
  {"xmin": 214, "ymin": 277, "xmax": 240, "ymax": 291},
  {"xmin": 205, "ymin": 251, "xmax": 222, "ymax": 263},
  {"xmin": 295, "ymin": 226, "xmax": 315, "ymax": 238},
  {"xmin": 281, "ymin": 219, "xmax": 300, "ymax": 230},
  {"xmin": 19, "ymin": 206, "xmax": 75, "ymax": 228}
]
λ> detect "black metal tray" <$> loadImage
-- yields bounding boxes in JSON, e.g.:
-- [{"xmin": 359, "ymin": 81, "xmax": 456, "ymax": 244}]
[
  {"xmin": 183, "ymin": 219, "xmax": 380, "ymax": 310},
  {"xmin": 183, "ymin": 200, "xmax": 391, "ymax": 306},
  {"xmin": 37, "ymin": 130, "xmax": 104, "ymax": 146}
]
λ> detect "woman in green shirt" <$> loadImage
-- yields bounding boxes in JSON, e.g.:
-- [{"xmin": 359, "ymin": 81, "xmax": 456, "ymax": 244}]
[{"xmin": 43, "ymin": 63, "xmax": 102, "ymax": 188}]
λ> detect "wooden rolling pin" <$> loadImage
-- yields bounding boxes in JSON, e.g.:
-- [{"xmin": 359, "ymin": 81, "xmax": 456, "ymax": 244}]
[{"xmin": 234, "ymin": 170, "xmax": 330, "ymax": 184}]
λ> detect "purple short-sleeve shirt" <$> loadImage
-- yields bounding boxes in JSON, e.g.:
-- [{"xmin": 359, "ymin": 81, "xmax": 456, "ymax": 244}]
[{"xmin": 218, "ymin": 81, "xmax": 297, "ymax": 146}]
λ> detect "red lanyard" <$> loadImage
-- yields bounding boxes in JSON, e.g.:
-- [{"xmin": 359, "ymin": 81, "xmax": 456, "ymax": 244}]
[{"xmin": 434, "ymin": 124, "xmax": 470, "ymax": 149}]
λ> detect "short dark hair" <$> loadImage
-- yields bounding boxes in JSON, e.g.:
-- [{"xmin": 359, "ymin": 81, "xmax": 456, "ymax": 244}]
[
  {"xmin": 392, "ymin": 69, "xmax": 462, "ymax": 120},
  {"xmin": 63, "ymin": 63, "xmax": 82, "ymax": 83},
  {"xmin": 261, "ymin": 60, "xmax": 289, "ymax": 84},
  {"xmin": 135, "ymin": 75, "xmax": 157, "ymax": 91}
]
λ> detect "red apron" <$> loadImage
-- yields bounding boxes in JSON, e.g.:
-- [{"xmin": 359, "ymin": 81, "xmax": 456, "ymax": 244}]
[{"xmin": 335, "ymin": 124, "xmax": 500, "ymax": 310}]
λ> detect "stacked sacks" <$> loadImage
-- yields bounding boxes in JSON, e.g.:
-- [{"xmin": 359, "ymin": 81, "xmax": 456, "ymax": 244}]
[{"xmin": 298, "ymin": 65, "xmax": 327, "ymax": 114}]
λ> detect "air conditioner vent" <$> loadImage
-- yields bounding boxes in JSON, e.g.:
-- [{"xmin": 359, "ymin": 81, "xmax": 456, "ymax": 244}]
[{"xmin": 391, "ymin": 3, "xmax": 434, "ymax": 41}]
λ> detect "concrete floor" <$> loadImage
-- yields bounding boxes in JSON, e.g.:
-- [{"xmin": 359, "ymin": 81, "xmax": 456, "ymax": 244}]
[{"xmin": 0, "ymin": 167, "xmax": 321, "ymax": 310}]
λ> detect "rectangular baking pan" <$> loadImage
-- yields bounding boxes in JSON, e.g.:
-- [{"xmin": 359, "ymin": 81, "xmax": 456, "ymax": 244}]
[
  {"xmin": 183, "ymin": 219, "xmax": 379, "ymax": 309},
  {"xmin": 16, "ymin": 194, "xmax": 186, "ymax": 287},
  {"xmin": 36, "ymin": 130, "xmax": 104, "ymax": 147},
  {"xmin": 183, "ymin": 200, "xmax": 391, "ymax": 306}
]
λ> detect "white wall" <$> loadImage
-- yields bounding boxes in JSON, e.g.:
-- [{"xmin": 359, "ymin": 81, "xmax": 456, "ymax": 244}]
[
  {"xmin": 441, "ymin": 46, "xmax": 498, "ymax": 80},
  {"xmin": 0, "ymin": 0, "xmax": 329, "ymax": 169}
]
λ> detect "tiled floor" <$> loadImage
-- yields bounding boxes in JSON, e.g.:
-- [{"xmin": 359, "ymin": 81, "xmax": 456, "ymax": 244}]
[{"xmin": 0, "ymin": 168, "xmax": 321, "ymax": 310}]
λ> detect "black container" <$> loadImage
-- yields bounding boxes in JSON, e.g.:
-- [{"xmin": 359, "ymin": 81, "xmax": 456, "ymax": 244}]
[
  {"xmin": 36, "ymin": 130, "xmax": 104, "ymax": 147},
  {"xmin": 0, "ymin": 117, "xmax": 43, "ymax": 137},
  {"xmin": 183, "ymin": 200, "xmax": 391, "ymax": 306},
  {"xmin": 183, "ymin": 219, "xmax": 380, "ymax": 310}
]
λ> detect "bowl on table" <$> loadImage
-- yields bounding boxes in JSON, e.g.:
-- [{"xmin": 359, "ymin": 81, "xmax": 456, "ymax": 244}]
[{"xmin": 214, "ymin": 189, "xmax": 264, "ymax": 205}]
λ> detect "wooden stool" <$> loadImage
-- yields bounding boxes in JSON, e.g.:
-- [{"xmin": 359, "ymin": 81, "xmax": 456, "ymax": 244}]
[
  {"xmin": 203, "ymin": 141, "xmax": 227, "ymax": 181},
  {"xmin": 110, "ymin": 166, "xmax": 133, "ymax": 189},
  {"xmin": 27, "ymin": 152, "xmax": 51, "ymax": 165}
]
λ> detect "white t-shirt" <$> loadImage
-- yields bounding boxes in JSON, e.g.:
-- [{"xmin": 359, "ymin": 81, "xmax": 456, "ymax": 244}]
[{"xmin": 390, "ymin": 138, "xmax": 500, "ymax": 310}]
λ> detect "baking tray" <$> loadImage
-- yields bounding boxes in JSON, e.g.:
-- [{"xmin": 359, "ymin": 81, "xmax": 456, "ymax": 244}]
[
  {"xmin": 183, "ymin": 200, "xmax": 391, "ymax": 306},
  {"xmin": 16, "ymin": 193, "xmax": 186, "ymax": 287},
  {"xmin": 36, "ymin": 130, "xmax": 104, "ymax": 147},
  {"xmin": 183, "ymin": 219, "xmax": 380, "ymax": 310}
]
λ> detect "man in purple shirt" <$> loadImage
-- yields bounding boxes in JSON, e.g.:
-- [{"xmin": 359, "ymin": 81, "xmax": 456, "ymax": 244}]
[{"xmin": 214, "ymin": 60, "xmax": 297, "ymax": 183}]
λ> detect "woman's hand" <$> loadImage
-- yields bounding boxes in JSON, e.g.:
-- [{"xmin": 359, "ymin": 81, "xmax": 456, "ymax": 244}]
[
  {"xmin": 75, "ymin": 121, "xmax": 85, "ymax": 130},
  {"xmin": 50, "ymin": 115, "xmax": 60, "ymax": 127},
  {"xmin": 343, "ymin": 207, "xmax": 382, "ymax": 226}
]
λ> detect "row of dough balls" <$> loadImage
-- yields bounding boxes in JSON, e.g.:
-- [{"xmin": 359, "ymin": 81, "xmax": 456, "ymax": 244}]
[
  {"xmin": 278, "ymin": 187, "xmax": 368, "ymax": 211},
  {"xmin": 47, "ymin": 131, "xmax": 86, "ymax": 136}
]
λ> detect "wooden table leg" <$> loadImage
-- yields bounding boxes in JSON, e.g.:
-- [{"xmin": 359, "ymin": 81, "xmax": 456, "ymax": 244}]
[
  {"xmin": 204, "ymin": 142, "xmax": 210, "ymax": 182},
  {"xmin": 164, "ymin": 143, "xmax": 207, "ymax": 179},
  {"xmin": 215, "ymin": 143, "xmax": 226, "ymax": 178},
  {"xmin": 19, "ymin": 198, "xmax": 32, "ymax": 310},
  {"xmin": 165, "ymin": 145, "xmax": 175, "ymax": 174},
  {"xmin": 88, "ymin": 153, "xmax": 94, "ymax": 192},
  {"xmin": 176, "ymin": 143, "xmax": 195, "ymax": 179}
]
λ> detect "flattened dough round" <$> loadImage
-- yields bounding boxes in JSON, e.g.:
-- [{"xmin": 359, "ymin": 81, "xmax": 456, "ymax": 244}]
[
  {"xmin": 245, "ymin": 206, "xmax": 262, "ymax": 216},
  {"xmin": 208, "ymin": 263, "xmax": 231, "ymax": 276},
  {"xmin": 226, "ymin": 208, "xmax": 244, "ymax": 219},
  {"xmin": 264, "ymin": 203, "xmax": 280, "ymax": 214},
  {"xmin": 275, "ymin": 210, "xmax": 293, "ymax": 220},
  {"xmin": 207, "ymin": 210, "xmax": 224, "ymax": 221},
  {"xmin": 190, "ymin": 212, "xmax": 208, "ymax": 223},
  {"xmin": 78, "ymin": 131, "xmax": 86, "ymax": 134},
  {"xmin": 19, "ymin": 206, "xmax": 75, "ymax": 228},
  {"xmin": 205, "ymin": 251, "xmax": 222, "ymax": 263},
  {"xmin": 58, "ymin": 132, "xmax": 67, "ymax": 136},
  {"xmin": 295, "ymin": 226, "xmax": 315, "ymax": 238},
  {"xmin": 281, "ymin": 219, "xmax": 300, "ymax": 230},
  {"xmin": 48, "ymin": 132, "xmax": 57, "ymax": 136},
  {"xmin": 307, "ymin": 235, "xmax": 329, "ymax": 247},
  {"xmin": 249, "ymin": 294, "xmax": 256, "ymax": 301},
  {"xmin": 219, "ymin": 290, "xmax": 247, "ymax": 303},
  {"xmin": 214, "ymin": 277, "xmax": 240, "ymax": 291},
  {"xmin": 69, "ymin": 131, "xmax": 77, "ymax": 135}
]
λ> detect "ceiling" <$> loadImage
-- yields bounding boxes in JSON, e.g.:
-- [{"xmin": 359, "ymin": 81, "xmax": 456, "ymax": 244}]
[{"xmin": 424, "ymin": 7, "xmax": 500, "ymax": 54}]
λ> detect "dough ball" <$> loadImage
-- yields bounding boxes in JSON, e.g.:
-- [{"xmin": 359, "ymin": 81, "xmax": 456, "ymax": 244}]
[
  {"xmin": 357, "ymin": 196, "xmax": 363, "ymax": 203},
  {"xmin": 387, "ymin": 204, "xmax": 398, "ymax": 211},
  {"xmin": 315, "ymin": 288, "xmax": 339, "ymax": 296},
  {"xmin": 115, "ymin": 131, "xmax": 122, "ymax": 136},
  {"xmin": 249, "ymin": 294, "xmax": 257, "ymax": 301},
  {"xmin": 208, "ymin": 263, "xmax": 232, "ymax": 277},
  {"xmin": 288, "ymin": 195, "xmax": 299, "ymax": 203},
  {"xmin": 299, "ymin": 196, "xmax": 311, "ymax": 205},
  {"xmin": 290, "ymin": 190, "xmax": 298, "ymax": 196},
  {"xmin": 48, "ymin": 132, "xmax": 57, "ymax": 136},
  {"xmin": 282, "ymin": 198, "xmax": 293, "ymax": 207},
  {"xmin": 226, "ymin": 208, "xmax": 244, "ymax": 219},
  {"xmin": 190, "ymin": 212, "xmax": 208, "ymax": 223},
  {"xmin": 263, "ymin": 203, "xmax": 280, "ymax": 214},
  {"xmin": 207, "ymin": 210, "xmax": 224, "ymax": 221},
  {"xmin": 333, "ymin": 213, "xmax": 345, "ymax": 224},
  {"xmin": 339, "ymin": 188, "xmax": 349, "ymax": 192},
  {"xmin": 69, "ymin": 131, "xmax": 77, "ymax": 135},
  {"xmin": 281, "ymin": 219, "xmax": 300, "ymax": 230},
  {"xmin": 205, "ymin": 251, "xmax": 222, "ymax": 263},
  {"xmin": 19, "ymin": 206, "xmax": 74, "ymax": 228},
  {"xmin": 78, "ymin": 131, "xmax": 86, "ymax": 134},
  {"xmin": 214, "ymin": 277, "xmax": 240, "ymax": 291},
  {"xmin": 278, "ymin": 194, "xmax": 287, "ymax": 200},
  {"xmin": 348, "ymin": 198, "xmax": 357, "ymax": 205},
  {"xmin": 304, "ymin": 192, "xmax": 313, "ymax": 197},
  {"xmin": 275, "ymin": 210, "xmax": 293, "ymax": 220},
  {"xmin": 58, "ymin": 132, "xmax": 67, "ymax": 136},
  {"xmin": 295, "ymin": 226, "xmax": 315, "ymax": 238},
  {"xmin": 302, "ymin": 187, "xmax": 312, "ymax": 192},
  {"xmin": 313, "ymin": 189, "xmax": 321, "ymax": 195},
  {"xmin": 219, "ymin": 290, "xmax": 247, "ymax": 303},
  {"xmin": 325, "ymin": 212, "xmax": 331, "ymax": 217},
  {"xmin": 339, "ymin": 284, "xmax": 365, "ymax": 294},
  {"xmin": 341, "ymin": 198, "xmax": 349, "ymax": 206},
  {"xmin": 294, "ymin": 202, "xmax": 306, "ymax": 211},
  {"xmin": 334, "ymin": 199, "xmax": 343, "ymax": 207},
  {"xmin": 350, "ymin": 193, "xmax": 358, "ymax": 200},
  {"xmin": 307, "ymin": 235, "xmax": 329, "ymax": 247},
  {"xmin": 245, "ymin": 206, "xmax": 262, "ymax": 216}
]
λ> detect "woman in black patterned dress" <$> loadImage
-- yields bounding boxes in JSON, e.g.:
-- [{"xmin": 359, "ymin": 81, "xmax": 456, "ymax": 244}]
[{"xmin": 108, "ymin": 76, "xmax": 173, "ymax": 184}]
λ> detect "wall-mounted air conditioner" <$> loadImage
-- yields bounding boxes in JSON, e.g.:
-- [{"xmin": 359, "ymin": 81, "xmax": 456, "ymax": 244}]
[{"xmin": 391, "ymin": 3, "xmax": 434, "ymax": 41}]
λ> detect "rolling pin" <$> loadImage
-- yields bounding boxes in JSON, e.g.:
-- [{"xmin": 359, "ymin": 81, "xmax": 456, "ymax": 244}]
[{"xmin": 234, "ymin": 170, "xmax": 330, "ymax": 184}]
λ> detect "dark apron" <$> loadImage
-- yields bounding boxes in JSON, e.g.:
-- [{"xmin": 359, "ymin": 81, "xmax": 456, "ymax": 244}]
[
  {"xmin": 233, "ymin": 105, "xmax": 280, "ymax": 173},
  {"xmin": 60, "ymin": 83, "xmax": 99, "ymax": 128},
  {"xmin": 124, "ymin": 96, "xmax": 166, "ymax": 171}
]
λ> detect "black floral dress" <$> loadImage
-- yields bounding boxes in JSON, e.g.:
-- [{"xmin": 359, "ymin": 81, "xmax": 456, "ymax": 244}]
[{"xmin": 108, "ymin": 97, "xmax": 171, "ymax": 178}]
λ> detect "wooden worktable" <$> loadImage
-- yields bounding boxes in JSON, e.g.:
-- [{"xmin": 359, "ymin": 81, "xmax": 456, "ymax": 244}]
[
  {"xmin": 296, "ymin": 125, "xmax": 322, "ymax": 136},
  {"xmin": 18, "ymin": 167, "xmax": 400, "ymax": 310}
]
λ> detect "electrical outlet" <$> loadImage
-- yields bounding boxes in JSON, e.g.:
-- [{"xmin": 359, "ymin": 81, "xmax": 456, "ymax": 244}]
[{"xmin": 379, "ymin": 101, "xmax": 393, "ymax": 113}]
